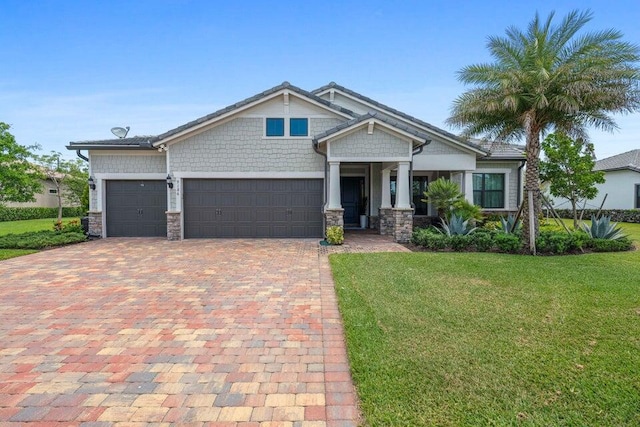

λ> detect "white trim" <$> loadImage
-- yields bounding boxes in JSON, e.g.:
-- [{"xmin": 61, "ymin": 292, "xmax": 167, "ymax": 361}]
[
  {"xmin": 157, "ymin": 89, "xmax": 352, "ymax": 146},
  {"xmin": 173, "ymin": 171, "xmax": 324, "ymax": 179},
  {"xmin": 90, "ymin": 150, "xmax": 165, "ymax": 157},
  {"xmin": 316, "ymin": 117, "xmax": 423, "ymax": 145},
  {"xmin": 95, "ymin": 173, "xmax": 167, "ymax": 180},
  {"xmin": 329, "ymin": 157, "xmax": 411, "ymax": 163},
  {"xmin": 472, "ymin": 168, "xmax": 511, "ymax": 210}
]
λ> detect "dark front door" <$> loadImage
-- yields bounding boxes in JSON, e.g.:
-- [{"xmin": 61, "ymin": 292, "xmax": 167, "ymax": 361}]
[
  {"xmin": 106, "ymin": 180, "xmax": 167, "ymax": 237},
  {"xmin": 341, "ymin": 177, "xmax": 364, "ymax": 226},
  {"xmin": 183, "ymin": 179, "xmax": 323, "ymax": 238}
]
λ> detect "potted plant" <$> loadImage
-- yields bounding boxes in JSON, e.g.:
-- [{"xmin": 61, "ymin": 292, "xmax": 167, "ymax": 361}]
[{"xmin": 359, "ymin": 196, "xmax": 368, "ymax": 229}]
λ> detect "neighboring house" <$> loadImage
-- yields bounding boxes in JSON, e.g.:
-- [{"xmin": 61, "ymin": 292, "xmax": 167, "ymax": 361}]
[
  {"xmin": 67, "ymin": 81, "xmax": 524, "ymax": 242},
  {"xmin": 551, "ymin": 149, "xmax": 640, "ymax": 211},
  {"xmin": 4, "ymin": 177, "xmax": 75, "ymax": 209}
]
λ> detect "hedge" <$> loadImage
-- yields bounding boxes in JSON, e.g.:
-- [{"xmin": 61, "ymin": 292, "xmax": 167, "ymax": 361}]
[
  {"xmin": 0, "ymin": 207, "xmax": 86, "ymax": 222},
  {"xmin": 551, "ymin": 209, "xmax": 640, "ymax": 224}
]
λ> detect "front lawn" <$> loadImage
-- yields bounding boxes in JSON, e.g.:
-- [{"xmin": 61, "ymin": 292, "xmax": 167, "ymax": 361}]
[
  {"xmin": 0, "ymin": 217, "xmax": 80, "ymax": 236},
  {"xmin": 0, "ymin": 217, "xmax": 83, "ymax": 260},
  {"xmin": 331, "ymin": 249, "xmax": 640, "ymax": 425}
]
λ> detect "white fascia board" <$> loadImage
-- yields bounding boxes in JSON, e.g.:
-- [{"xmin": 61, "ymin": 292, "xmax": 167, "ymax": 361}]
[
  {"xmin": 157, "ymin": 90, "xmax": 353, "ymax": 147},
  {"xmin": 173, "ymin": 172, "xmax": 324, "ymax": 179},
  {"xmin": 317, "ymin": 118, "xmax": 422, "ymax": 145},
  {"xmin": 323, "ymin": 88, "xmax": 486, "ymax": 155}
]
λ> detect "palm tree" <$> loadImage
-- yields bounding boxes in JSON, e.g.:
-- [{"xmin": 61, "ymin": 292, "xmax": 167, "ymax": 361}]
[{"xmin": 447, "ymin": 10, "xmax": 640, "ymax": 253}]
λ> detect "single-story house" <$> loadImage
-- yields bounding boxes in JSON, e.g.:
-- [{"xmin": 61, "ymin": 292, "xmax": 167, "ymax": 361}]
[
  {"xmin": 551, "ymin": 149, "xmax": 640, "ymax": 210},
  {"xmin": 67, "ymin": 82, "xmax": 525, "ymax": 242},
  {"xmin": 4, "ymin": 176, "xmax": 78, "ymax": 209}
]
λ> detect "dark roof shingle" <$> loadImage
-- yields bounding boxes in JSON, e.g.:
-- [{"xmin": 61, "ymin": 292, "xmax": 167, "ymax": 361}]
[{"xmin": 595, "ymin": 149, "xmax": 640, "ymax": 172}]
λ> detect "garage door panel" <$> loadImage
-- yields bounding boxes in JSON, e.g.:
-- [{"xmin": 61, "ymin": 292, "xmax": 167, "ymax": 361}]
[
  {"xmin": 106, "ymin": 180, "xmax": 167, "ymax": 237},
  {"xmin": 183, "ymin": 179, "xmax": 323, "ymax": 238}
]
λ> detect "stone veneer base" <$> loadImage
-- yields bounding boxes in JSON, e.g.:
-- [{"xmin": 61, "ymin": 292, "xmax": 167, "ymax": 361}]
[
  {"xmin": 167, "ymin": 211, "xmax": 181, "ymax": 241},
  {"xmin": 88, "ymin": 211, "xmax": 103, "ymax": 237}
]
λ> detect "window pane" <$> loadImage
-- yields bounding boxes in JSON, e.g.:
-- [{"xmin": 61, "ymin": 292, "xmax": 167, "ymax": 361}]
[
  {"xmin": 485, "ymin": 174, "xmax": 504, "ymax": 190},
  {"xmin": 484, "ymin": 191, "xmax": 504, "ymax": 208},
  {"xmin": 473, "ymin": 190, "xmax": 482, "ymax": 206},
  {"xmin": 289, "ymin": 118, "xmax": 308, "ymax": 136},
  {"xmin": 473, "ymin": 174, "xmax": 483, "ymax": 190},
  {"xmin": 266, "ymin": 118, "xmax": 284, "ymax": 136}
]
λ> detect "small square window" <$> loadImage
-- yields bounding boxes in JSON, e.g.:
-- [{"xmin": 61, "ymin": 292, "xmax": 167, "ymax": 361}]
[
  {"xmin": 290, "ymin": 118, "xmax": 308, "ymax": 137},
  {"xmin": 49, "ymin": 189, "xmax": 58, "ymax": 194},
  {"xmin": 266, "ymin": 118, "xmax": 284, "ymax": 137}
]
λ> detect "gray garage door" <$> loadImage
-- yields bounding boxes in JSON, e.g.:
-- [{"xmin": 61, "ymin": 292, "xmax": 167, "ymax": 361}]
[
  {"xmin": 106, "ymin": 180, "xmax": 167, "ymax": 237},
  {"xmin": 183, "ymin": 179, "xmax": 323, "ymax": 238}
]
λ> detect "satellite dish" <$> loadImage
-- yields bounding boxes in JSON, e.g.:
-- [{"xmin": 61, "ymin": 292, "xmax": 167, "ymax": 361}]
[{"xmin": 111, "ymin": 126, "xmax": 130, "ymax": 139}]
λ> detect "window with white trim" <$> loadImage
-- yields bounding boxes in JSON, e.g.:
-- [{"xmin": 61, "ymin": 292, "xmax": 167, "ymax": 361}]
[
  {"xmin": 49, "ymin": 189, "xmax": 58, "ymax": 194},
  {"xmin": 265, "ymin": 118, "xmax": 308, "ymax": 137},
  {"xmin": 473, "ymin": 173, "xmax": 505, "ymax": 208}
]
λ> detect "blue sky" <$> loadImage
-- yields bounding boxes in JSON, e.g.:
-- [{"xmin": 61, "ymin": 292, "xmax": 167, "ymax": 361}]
[{"xmin": 2, "ymin": 0, "xmax": 639, "ymax": 159}]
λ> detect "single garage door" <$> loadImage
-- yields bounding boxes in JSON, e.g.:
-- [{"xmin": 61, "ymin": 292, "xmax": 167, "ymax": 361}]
[
  {"xmin": 183, "ymin": 179, "xmax": 323, "ymax": 238},
  {"xmin": 106, "ymin": 180, "xmax": 167, "ymax": 237}
]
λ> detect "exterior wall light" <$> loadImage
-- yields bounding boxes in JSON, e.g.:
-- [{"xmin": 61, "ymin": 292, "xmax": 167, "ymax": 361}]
[
  {"xmin": 166, "ymin": 174, "xmax": 174, "ymax": 189},
  {"xmin": 88, "ymin": 176, "xmax": 96, "ymax": 190}
]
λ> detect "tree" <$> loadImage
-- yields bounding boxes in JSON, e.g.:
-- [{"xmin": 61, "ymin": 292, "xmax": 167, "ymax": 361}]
[
  {"xmin": 33, "ymin": 152, "xmax": 88, "ymax": 221},
  {"xmin": 540, "ymin": 133, "xmax": 605, "ymax": 229},
  {"xmin": 421, "ymin": 177, "xmax": 463, "ymax": 218},
  {"xmin": 0, "ymin": 122, "xmax": 42, "ymax": 205},
  {"xmin": 447, "ymin": 10, "xmax": 640, "ymax": 253}
]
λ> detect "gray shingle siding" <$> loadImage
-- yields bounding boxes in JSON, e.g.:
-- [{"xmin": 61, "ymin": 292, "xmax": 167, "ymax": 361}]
[
  {"xmin": 330, "ymin": 128, "xmax": 409, "ymax": 158},
  {"xmin": 169, "ymin": 118, "xmax": 325, "ymax": 172},
  {"xmin": 91, "ymin": 154, "xmax": 166, "ymax": 174}
]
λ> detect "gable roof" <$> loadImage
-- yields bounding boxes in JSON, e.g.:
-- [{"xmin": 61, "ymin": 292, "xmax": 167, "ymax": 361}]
[
  {"xmin": 154, "ymin": 81, "xmax": 356, "ymax": 145},
  {"xmin": 313, "ymin": 112, "xmax": 430, "ymax": 145},
  {"xmin": 595, "ymin": 149, "xmax": 640, "ymax": 173},
  {"xmin": 312, "ymin": 82, "xmax": 487, "ymax": 155}
]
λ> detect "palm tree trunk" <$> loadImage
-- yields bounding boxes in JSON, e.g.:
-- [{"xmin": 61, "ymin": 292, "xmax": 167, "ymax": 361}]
[{"xmin": 522, "ymin": 126, "xmax": 541, "ymax": 254}]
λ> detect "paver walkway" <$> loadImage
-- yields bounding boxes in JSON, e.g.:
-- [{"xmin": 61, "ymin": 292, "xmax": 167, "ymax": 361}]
[{"xmin": 0, "ymin": 236, "xmax": 403, "ymax": 426}]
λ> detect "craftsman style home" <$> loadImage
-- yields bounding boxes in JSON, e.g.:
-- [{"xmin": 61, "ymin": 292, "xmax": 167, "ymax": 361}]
[{"xmin": 67, "ymin": 82, "xmax": 524, "ymax": 242}]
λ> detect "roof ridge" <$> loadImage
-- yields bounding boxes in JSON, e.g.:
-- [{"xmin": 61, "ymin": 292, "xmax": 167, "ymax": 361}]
[{"xmin": 311, "ymin": 82, "xmax": 486, "ymax": 154}]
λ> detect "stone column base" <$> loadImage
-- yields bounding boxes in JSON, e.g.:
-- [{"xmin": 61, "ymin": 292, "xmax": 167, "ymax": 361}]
[
  {"xmin": 324, "ymin": 208, "xmax": 344, "ymax": 230},
  {"xmin": 167, "ymin": 211, "xmax": 182, "ymax": 241},
  {"xmin": 378, "ymin": 208, "xmax": 394, "ymax": 236},
  {"xmin": 392, "ymin": 208, "xmax": 414, "ymax": 243},
  {"xmin": 88, "ymin": 211, "xmax": 103, "ymax": 237}
]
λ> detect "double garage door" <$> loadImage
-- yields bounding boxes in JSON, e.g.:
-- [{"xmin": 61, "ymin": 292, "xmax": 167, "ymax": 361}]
[
  {"xmin": 104, "ymin": 179, "xmax": 324, "ymax": 238},
  {"xmin": 183, "ymin": 179, "xmax": 323, "ymax": 238}
]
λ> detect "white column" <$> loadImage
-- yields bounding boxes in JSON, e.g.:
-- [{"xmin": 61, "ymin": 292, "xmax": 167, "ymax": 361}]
[
  {"xmin": 381, "ymin": 169, "xmax": 392, "ymax": 208},
  {"xmin": 464, "ymin": 171, "xmax": 474, "ymax": 204},
  {"xmin": 328, "ymin": 161, "xmax": 341, "ymax": 209},
  {"xmin": 395, "ymin": 161, "xmax": 411, "ymax": 209}
]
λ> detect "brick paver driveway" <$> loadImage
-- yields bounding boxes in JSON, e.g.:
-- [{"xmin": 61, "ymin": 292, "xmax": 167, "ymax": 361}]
[{"xmin": 0, "ymin": 238, "xmax": 360, "ymax": 426}]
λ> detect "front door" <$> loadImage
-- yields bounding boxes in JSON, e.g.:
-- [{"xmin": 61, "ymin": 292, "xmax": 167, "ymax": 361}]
[{"xmin": 341, "ymin": 177, "xmax": 364, "ymax": 226}]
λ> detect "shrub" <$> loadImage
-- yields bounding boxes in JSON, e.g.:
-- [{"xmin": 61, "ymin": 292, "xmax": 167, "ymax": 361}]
[
  {"xmin": 493, "ymin": 233, "xmax": 522, "ymax": 253},
  {"xmin": 326, "ymin": 226, "xmax": 344, "ymax": 245},
  {"xmin": 439, "ymin": 214, "xmax": 477, "ymax": 236},
  {"xmin": 552, "ymin": 208, "xmax": 640, "ymax": 224},
  {"xmin": 422, "ymin": 177, "xmax": 463, "ymax": 218},
  {"xmin": 0, "ymin": 230, "xmax": 86, "ymax": 249},
  {"xmin": 588, "ymin": 237, "xmax": 634, "ymax": 252},
  {"xmin": 61, "ymin": 219, "xmax": 83, "ymax": 234},
  {"xmin": 470, "ymin": 232, "xmax": 494, "ymax": 252},
  {"xmin": 581, "ymin": 215, "xmax": 626, "ymax": 240},
  {"xmin": 536, "ymin": 231, "xmax": 572, "ymax": 254},
  {"xmin": 499, "ymin": 214, "xmax": 521, "ymax": 234},
  {"xmin": 452, "ymin": 199, "xmax": 483, "ymax": 222},
  {"xmin": 482, "ymin": 220, "xmax": 501, "ymax": 231},
  {"xmin": 0, "ymin": 206, "xmax": 85, "ymax": 222},
  {"xmin": 411, "ymin": 228, "xmax": 435, "ymax": 246},
  {"xmin": 450, "ymin": 235, "xmax": 472, "ymax": 251},
  {"xmin": 424, "ymin": 233, "xmax": 449, "ymax": 250}
]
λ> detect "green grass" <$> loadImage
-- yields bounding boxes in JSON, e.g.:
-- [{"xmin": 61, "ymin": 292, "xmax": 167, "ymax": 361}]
[
  {"xmin": 0, "ymin": 217, "xmax": 80, "ymax": 236},
  {"xmin": 0, "ymin": 217, "xmax": 81, "ymax": 260},
  {"xmin": 331, "ymin": 241, "xmax": 640, "ymax": 425},
  {"xmin": 0, "ymin": 249, "xmax": 38, "ymax": 260}
]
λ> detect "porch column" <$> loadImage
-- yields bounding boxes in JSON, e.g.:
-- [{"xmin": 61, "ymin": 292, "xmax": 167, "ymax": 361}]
[
  {"xmin": 464, "ymin": 171, "xmax": 474, "ymax": 204},
  {"xmin": 328, "ymin": 161, "xmax": 341, "ymax": 209},
  {"xmin": 395, "ymin": 161, "xmax": 411, "ymax": 209},
  {"xmin": 381, "ymin": 168, "xmax": 392, "ymax": 208}
]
